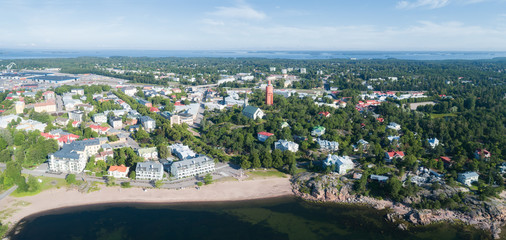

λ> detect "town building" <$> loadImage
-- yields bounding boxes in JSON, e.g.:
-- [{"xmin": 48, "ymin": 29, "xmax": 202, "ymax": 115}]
[
  {"xmin": 121, "ymin": 87, "xmax": 137, "ymax": 96},
  {"xmin": 324, "ymin": 154, "xmax": 354, "ymax": 175},
  {"xmin": 370, "ymin": 175, "xmax": 389, "ymax": 183},
  {"xmin": 93, "ymin": 113, "xmax": 107, "ymax": 123},
  {"xmin": 274, "ymin": 139, "xmax": 299, "ymax": 152},
  {"xmin": 257, "ymin": 132, "xmax": 274, "ymax": 142},
  {"xmin": 457, "ymin": 171, "xmax": 479, "ymax": 186},
  {"xmin": 316, "ymin": 138, "xmax": 339, "ymax": 151},
  {"xmin": 266, "ymin": 80, "xmax": 274, "ymax": 105},
  {"xmin": 108, "ymin": 165, "xmax": 129, "ymax": 178},
  {"xmin": 48, "ymin": 139, "xmax": 101, "ymax": 174},
  {"xmin": 353, "ymin": 139, "xmax": 370, "ymax": 152},
  {"xmin": 95, "ymin": 150, "xmax": 114, "ymax": 161},
  {"xmin": 385, "ymin": 151, "xmax": 405, "ymax": 163},
  {"xmin": 139, "ymin": 115, "xmax": 156, "ymax": 132},
  {"xmin": 242, "ymin": 106, "xmax": 264, "ymax": 120},
  {"xmin": 34, "ymin": 100, "xmax": 57, "ymax": 113},
  {"xmin": 16, "ymin": 119, "xmax": 46, "ymax": 132},
  {"xmin": 170, "ymin": 155, "xmax": 215, "ymax": 179},
  {"xmin": 138, "ymin": 99, "xmax": 152, "ymax": 108},
  {"xmin": 170, "ymin": 143, "xmax": 197, "ymax": 160},
  {"xmin": 0, "ymin": 115, "xmax": 21, "ymax": 128},
  {"xmin": 137, "ymin": 147, "xmax": 158, "ymax": 160},
  {"xmin": 135, "ymin": 161, "xmax": 164, "ymax": 180},
  {"xmin": 15, "ymin": 101, "xmax": 25, "ymax": 114},
  {"xmin": 109, "ymin": 117, "xmax": 123, "ymax": 129},
  {"xmin": 311, "ymin": 126, "xmax": 326, "ymax": 136},
  {"xmin": 69, "ymin": 110, "xmax": 84, "ymax": 122},
  {"xmin": 42, "ymin": 91, "xmax": 55, "ymax": 100},
  {"xmin": 170, "ymin": 113, "xmax": 194, "ymax": 126},
  {"xmin": 31, "ymin": 75, "xmax": 79, "ymax": 84}
]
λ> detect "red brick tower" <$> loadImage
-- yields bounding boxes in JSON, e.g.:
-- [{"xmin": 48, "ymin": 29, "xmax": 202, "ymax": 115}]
[{"xmin": 266, "ymin": 80, "xmax": 274, "ymax": 105}]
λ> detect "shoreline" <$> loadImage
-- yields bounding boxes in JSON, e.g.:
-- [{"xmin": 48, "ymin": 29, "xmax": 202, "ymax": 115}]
[{"xmin": 0, "ymin": 177, "xmax": 293, "ymax": 235}]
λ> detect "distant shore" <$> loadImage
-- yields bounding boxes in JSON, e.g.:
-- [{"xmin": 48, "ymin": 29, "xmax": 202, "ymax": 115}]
[{"xmin": 0, "ymin": 177, "xmax": 292, "ymax": 234}]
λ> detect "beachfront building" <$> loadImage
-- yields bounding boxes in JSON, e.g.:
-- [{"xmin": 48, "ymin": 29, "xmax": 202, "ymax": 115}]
[
  {"xmin": 137, "ymin": 147, "xmax": 158, "ymax": 160},
  {"xmin": 170, "ymin": 143, "xmax": 196, "ymax": 160},
  {"xmin": 108, "ymin": 165, "xmax": 130, "ymax": 178},
  {"xmin": 316, "ymin": 138, "xmax": 339, "ymax": 151},
  {"xmin": 324, "ymin": 154, "xmax": 354, "ymax": 175},
  {"xmin": 48, "ymin": 139, "xmax": 101, "ymax": 174},
  {"xmin": 135, "ymin": 161, "xmax": 164, "ymax": 180},
  {"xmin": 170, "ymin": 155, "xmax": 215, "ymax": 179},
  {"xmin": 457, "ymin": 171, "xmax": 479, "ymax": 186},
  {"xmin": 274, "ymin": 139, "xmax": 299, "ymax": 152}
]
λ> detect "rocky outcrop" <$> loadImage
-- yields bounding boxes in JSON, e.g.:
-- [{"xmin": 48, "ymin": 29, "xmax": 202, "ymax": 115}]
[{"xmin": 292, "ymin": 172, "xmax": 506, "ymax": 239}]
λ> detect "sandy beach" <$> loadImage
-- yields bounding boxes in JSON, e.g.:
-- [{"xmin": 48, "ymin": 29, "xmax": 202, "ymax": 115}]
[{"xmin": 0, "ymin": 177, "xmax": 293, "ymax": 228}]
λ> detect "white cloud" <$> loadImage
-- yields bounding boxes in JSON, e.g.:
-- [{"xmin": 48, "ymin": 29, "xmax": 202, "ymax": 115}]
[
  {"xmin": 396, "ymin": 0, "xmax": 451, "ymax": 9},
  {"xmin": 209, "ymin": 2, "xmax": 266, "ymax": 20}
]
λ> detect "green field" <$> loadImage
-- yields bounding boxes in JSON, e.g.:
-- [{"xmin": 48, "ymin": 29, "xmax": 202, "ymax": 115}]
[
  {"xmin": 430, "ymin": 113, "xmax": 458, "ymax": 119},
  {"xmin": 247, "ymin": 169, "xmax": 288, "ymax": 179},
  {"xmin": 11, "ymin": 176, "xmax": 67, "ymax": 197}
]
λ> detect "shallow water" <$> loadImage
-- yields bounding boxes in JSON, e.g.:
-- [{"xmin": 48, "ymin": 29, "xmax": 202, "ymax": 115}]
[{"xmin": 9, "ymin": 196, "xmax": 495, "ymax": 240}]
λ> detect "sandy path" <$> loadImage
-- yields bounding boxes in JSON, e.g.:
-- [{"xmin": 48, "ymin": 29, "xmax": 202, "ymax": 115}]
[{"xmin": 0, "ymin": 178, "xmax": 293, "ymax": 227}]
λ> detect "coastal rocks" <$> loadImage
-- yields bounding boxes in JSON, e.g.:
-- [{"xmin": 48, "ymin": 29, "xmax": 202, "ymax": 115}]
[{"xmin": 292, "ymin": 172, "xmax": 506, "ymax": 239}]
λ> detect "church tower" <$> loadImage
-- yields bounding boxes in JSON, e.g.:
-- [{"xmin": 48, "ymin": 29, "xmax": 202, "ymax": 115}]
[{"xmin": 266, "ymin": 80, "xmax": 273, "ymax": 105}]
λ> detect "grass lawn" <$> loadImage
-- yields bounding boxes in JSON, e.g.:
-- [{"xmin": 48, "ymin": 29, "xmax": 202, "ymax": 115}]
[
  {"xmin": 246, "ymin": 169, "xmax": 288, "ymax": 180},
  {"xmin": 430, "ymin": 113, "xmax": 457, "ymax": 119},
  {"xmin": 11, "ymin": 176, "xmax": 67, "ymax": 197}
]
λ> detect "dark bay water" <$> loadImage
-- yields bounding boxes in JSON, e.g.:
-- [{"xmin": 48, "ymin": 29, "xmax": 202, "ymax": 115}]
[{"xmin": 9, "ymin": 197, "xmax": 494, "ymax": 240}]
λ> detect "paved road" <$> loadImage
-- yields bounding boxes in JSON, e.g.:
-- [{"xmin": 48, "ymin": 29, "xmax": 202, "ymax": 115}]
[{"xmin": 0, "ymin": 186, "xmax": 18, "ymax": 201}]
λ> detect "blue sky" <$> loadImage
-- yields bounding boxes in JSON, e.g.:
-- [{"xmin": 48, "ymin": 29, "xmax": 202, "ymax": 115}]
[{"xmin": 1, "ymin": 0, "xmax": 505, "ymax": 50}]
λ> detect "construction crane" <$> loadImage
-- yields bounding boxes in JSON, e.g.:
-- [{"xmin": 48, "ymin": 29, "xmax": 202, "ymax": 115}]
[{"xmin": 6, "ymin": 62, "xmax": 16, "ymax": 72}]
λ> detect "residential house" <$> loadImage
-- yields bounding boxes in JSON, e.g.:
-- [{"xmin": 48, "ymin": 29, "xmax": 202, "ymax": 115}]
[
  {"xmin": 311, "ymin": 126, "xmax": 326, "ymax": 136},
  {"xmin": 457, "ymin": 171, "xmax": 479, "ymax": 186},
  {"xmin": 316, "ymin": 138, "xmax": 339, "ymax": 151},
  {"xmin": 242, "ymin": 106, "xmax": 264, "ymax": 120},
  {"xmin": 274, "ymin": 139, "xmax": 299, "ymax": 152},
  {"xmin": 281, "ymin": 122, "xmax": 290, "ymax": 129},
  {"xmin": 385, "ymin": 151, "xmax": 405, "ymax": 163},
  {"xmin": 138, "ymin": 99, "xmax": 152, "ymax": 108},
  {"xmin": 474, "ymin": 149, "xmax": 491, "ymax": 160},
  {"xmin": 324, "ymin": 154, "xmax": 354, "ymax": 175},
  {"xmin": 108, "ymin": 165, "xmax": 129, "ymax": 178},
  {"xmin": 89, "ymin": 124, "xmax": 110, "ymax": 135},
  {"xmin": 428, "ymin": 138, "xmax": 440, "ymax": 148},
  {"xmin": 170, "ymin": 143, "xmax": 196, "ymax": 160},
  {"xmin": 353, "ymin": 139, "xmax": 369, "ymax": 152},
  {"xmin": 69, "ymin": 110, "xmax": 84, "ymax": 122},
  {"xmin": 95, "ymin": 150, "xmax": 114, "ymax": 161},
  {"xmin": 370, "ymin": 175, "xmax": 389, "ymax": 183},
  {"xmin": 54, "ymin": 117, "xmax": 69, "ymax": 126},
  {"xmin": 135, "ymin": 161, "xmax": 164, "ymax": 180},
  {"xmin": 71, "ymin": 88, "xmax": 84, "ymax": 95},
  {"xmin": 440, "ymin": 156, "xmax": 453, "ymax": 166},
  {"xmin": 387, "ymin": 122, "xmax": 401, "ymax": 131},
  {"xmin": 109, "ymin": 117, "xmax": 123, "ymax": 129},
  {"xmin": 170, "ymin": 155, "xmax": 215, "ymax": 179},
  {"xmin": 257, "ymin": 132, "xmax": 274, "ymax": 142},
  {"xmin": 137, "ymin": 147, "xmax": 158, "ymax": 160},
  {"xmin": 139, "ymin": 116, "xmax": 156, "ymax": 132},
  {"xmin": 318, "ymin": 111, "xmax": 331, "ymax": 117},
  {"xmin": 15, "ymin": 101, "xmax": 25, "ymax": 114}
]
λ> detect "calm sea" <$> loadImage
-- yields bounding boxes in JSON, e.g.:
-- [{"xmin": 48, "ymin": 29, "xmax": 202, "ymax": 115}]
[
  {"xmin": 8, "ymin": 197, "xmax": 494, "ymax": 240},
  {"xmin": 1, "ymin": 49, "xmax": 506, "ymax": 60}
]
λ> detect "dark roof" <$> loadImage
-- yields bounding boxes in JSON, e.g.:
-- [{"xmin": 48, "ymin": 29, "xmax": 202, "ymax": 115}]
[
  {"xmin": 30, "ymin": 75, "xmax": 79, "ymax": 81},
  {"xmin": 242, "ymin": 105, "xmax": 260, "ymax": 115},
  {"xmin": 50, "ymin": 139, "xmax": 100, "ymax": 160}
]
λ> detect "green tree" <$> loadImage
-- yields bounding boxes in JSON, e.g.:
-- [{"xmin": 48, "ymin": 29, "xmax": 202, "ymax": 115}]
[
  {"xmin": 204, "ymin": 174, "xmax": 213, "ymax": 185},
  {"xmin": 65, "ymin": 174, "xmax": 77, "ymax": 185}
]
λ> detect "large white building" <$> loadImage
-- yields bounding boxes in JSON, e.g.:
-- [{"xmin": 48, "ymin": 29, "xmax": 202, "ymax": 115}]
[
  {"xmin": 136, "ymin": 161, "xmax": 164, "ymax": 180},
  {"xmin": 170, "ymin": 143, "xmax": 196, "ymax": 160},
  {"xmin": 242, "ymin": 106, "xmax": 264, "ymax": 120},
  {"xmin": 48, "ymin": 139, "xmax": 101, "ymax": 174},
  {"xmin": 108, "ymin": 165, "xmax": 129, "ymax": 178},
  {"xmin": 139, "ymin": 116, "xmax": 156, "ymax": 132},
  {"xmin": 316, "ymin": 138, "xmax": 339, "ymax": 151},
  {"xmin": 171, "ymin": 155, "xmax": 215, "ymax": 179},
  {"xmin": 93, "ymin": 113, "xmax": 107, "ymax": 123},
  {"xmin": 457, "ymin": 171, "xmax": 479, "ymax": 186},
  {"xmin": 274, "ymin": 139, "xmax": 299, "ymax": 152},
  {"xmin": 324, "ymin": 154, "xmax": 354, "ymax": 175}
]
